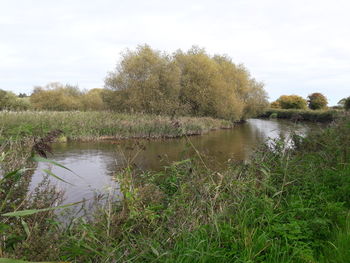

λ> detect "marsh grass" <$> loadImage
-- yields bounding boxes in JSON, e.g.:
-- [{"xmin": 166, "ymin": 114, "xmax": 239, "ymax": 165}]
[
  {"xmin": 1, "ymin": 117, "xmax": 350, "ymax": 262},
  {"xmin": 0, "ymin": 111, "xmax": 233, "ymax": 142},
  {"xmin": 259, "ymin": 108, "xmax": 344, "ymax": 122},
  {"xmin": 0, "ymin": 135, "xmax": 67, "ymax": 261}
]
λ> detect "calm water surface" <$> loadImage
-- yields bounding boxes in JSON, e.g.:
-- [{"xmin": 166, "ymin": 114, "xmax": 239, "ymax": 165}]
[{"xmin": 30, "ymin": 119, "xmax": 324, "ymax": 204}]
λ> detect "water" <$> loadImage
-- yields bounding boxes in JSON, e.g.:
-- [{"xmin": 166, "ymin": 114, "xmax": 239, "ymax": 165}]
[{"xmin": 30, "ymin": 119, "xmax": 324, "ymax": 204}]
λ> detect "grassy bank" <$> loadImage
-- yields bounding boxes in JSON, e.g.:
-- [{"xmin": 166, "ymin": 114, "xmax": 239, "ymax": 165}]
[
  {"xmin": 0, "ymin": 111, "xmax": 233, "ymax": 141},
  {"xmin": 1, "ymin": 116, "xmax": 349, "ymax": 262},
  {"xmin": 259, "ymin": 108, "xmax": 343, "ymax": 122}
]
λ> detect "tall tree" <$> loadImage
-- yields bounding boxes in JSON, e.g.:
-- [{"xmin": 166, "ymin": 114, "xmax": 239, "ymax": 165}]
[
  {"xmin": 274, "ymin": 95, "xmax": 307, "ymax": 110},
  {"xmin": 104, "ymin": 45, "xmax": 268, "ymax": 120},
  {"xmin": 307, "ymin": 93, "xmax": 328, "ymax": 110},
  {"xmin": 105, "ymin": 45, "xmax": 181, "ymax": 114}
]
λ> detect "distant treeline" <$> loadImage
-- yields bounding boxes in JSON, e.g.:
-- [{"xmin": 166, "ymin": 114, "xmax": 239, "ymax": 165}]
[
  {"xmin": 270, "ymin": 93, "xmax": 350, "ymax": 111},
  {"xmin": 0, "ymin": 45, "xmax": 268, "ymax": 121},
  {"xmin": 261, "ymin": 94, "xmax": 350, "ymax": 122}
]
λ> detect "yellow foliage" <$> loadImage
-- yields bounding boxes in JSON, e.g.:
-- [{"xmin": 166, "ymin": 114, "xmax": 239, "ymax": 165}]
[{"xmin": 105, "ymin": 45, "xmax": 268, "ymax": 121}]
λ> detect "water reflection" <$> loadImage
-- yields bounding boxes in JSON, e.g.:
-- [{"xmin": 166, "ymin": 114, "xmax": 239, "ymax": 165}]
[{"xmin": 30, "ymin": 119, "xmax": 323, "ymax": 204}]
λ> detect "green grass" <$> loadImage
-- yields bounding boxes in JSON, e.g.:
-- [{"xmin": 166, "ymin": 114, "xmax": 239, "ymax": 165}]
[
  {"xmin": 259, "ymin": 108, "xmax": 344, "ymax": 122},
  {"xmin": 1, "ymin": 116, "xmax": 350, "ymax": 262},
  {"xmin": 0, "ymin": 111, "xmax": 233, "ymax": 141}
]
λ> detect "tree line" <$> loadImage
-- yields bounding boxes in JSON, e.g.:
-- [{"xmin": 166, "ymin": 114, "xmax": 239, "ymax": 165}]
[
  {"xmin": 0, "ymin": 45, "xmax": 269, "ymax": 121},
  {"xmin": 271, "ymin": 93, "xmax": 350, "ymax": 111},
  {"xmin": 103, "ymin": 45, "xmax": 268, "ymax": 120},
  {"xmin": 1, "ymin": 45, "xmax": 349, "ymax": 117}
]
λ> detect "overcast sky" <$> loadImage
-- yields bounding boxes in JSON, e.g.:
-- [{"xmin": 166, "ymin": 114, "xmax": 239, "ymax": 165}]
[{"xmin": 1, "ymin": 0, "xmax": 349, "ymax": 105}]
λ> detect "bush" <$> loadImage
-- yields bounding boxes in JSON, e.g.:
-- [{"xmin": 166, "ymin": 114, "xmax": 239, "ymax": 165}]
[
  {"xmin": 260, "ymin": 108, "xmax": 340, "ymax": 122},
  {"xmin": 273, "ymin": 95, "xmax": 307, "ymax": 110},
  {"xmin": 338, "ymin": 97, "xmax": 350, "ymax": 111},
  {"xmin": 0, "ymin": 89, "xmax": 30, "ymax": 110},
  {"xmin": 307, "ymin": 92, "xmax": 328, "ymax": 110},
  {"xmin": 30, "ymin": 83, "xmax": 105, "ymax": 111}
]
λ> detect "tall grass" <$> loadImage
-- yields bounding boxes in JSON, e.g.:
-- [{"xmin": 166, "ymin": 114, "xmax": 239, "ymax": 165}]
[
  {"xmin": 259, "ymin": 108, "xmax": 344, "ymax": 122},
  {"xmin": 1, "ymin": 117, "xmax": 349, "ymax": 262},
  {"xmin": 0, "ymin": 111, "xmax": 233, "ymax": 141}
]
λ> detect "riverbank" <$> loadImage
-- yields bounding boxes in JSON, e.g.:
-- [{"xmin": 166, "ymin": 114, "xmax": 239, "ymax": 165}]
[
  {"xmin": 1, "ymin": 116, "xmax": 349, "ymax": 262},
  {"xmin": 0, "ymin": 111, "xmax": 233, "ymax": 141},
  {"xmin": 259, "ymin": 108, "xmax": 344, "ymax": 122}
]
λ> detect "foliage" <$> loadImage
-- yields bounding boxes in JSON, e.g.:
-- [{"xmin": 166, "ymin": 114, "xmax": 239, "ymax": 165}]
[
  {"xmin": 273, "ymin": 95, "xmax": 307, "ymax": 109},
  {"xmin": 307, "ymin": 92, "xmax": 328, "ymax": 110},
  {"xmin": 18, "ymin": 93, "xmax": 28, "ymax": 98},
  {"xmin": 1, "ymin": 117, "xmax": 350, "ymax": 262},
  {"xmin": 0, "ymin": 111, "xmax": 232, "ymax": 141},
  {"xmin": 104, "ymin": 45, "xmax": 182, "ymax": 115},
  {"xmin": 338, "ymin": 96, "xmax": 350, "ymax": 111},
  {"xmin": 0, "ymin": 90, "xmax": 30, "ymax": 111},
  {"xmin": 80, "ymin": 88, "xmax": 105, "ymax": 111},
  {"xmin": 270, "ymin": 100, "xmax": 281, "ymax": 109},
  {"xmin": 30, "ymin": 83, "xmax": 104, "ymax": 111},
  {"xmin": 0, "ymin": 132, "xmax": 83, "ymax": 262},
  {"xmin": 104, "ymin": 45, "xmax": 268, "ymax": 120},
  {"xmin": 30, "ymin": 83, "xmax": 82, "ymax": 111},
  {"xmin": 260, "ymin": 108, "xmax": 341, "ymax": 122}
]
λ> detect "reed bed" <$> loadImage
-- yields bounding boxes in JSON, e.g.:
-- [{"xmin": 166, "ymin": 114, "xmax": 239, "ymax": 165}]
[
  {"xmin": 0, "ymin": 111, "xmax": 233, "ymax": 141},
  {"xmin": 259, "ymin": 108, "xmax": 343, "ymax": 122}
]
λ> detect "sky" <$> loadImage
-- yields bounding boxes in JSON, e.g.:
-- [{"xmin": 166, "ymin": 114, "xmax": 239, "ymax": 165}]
[{"xmin": 0, "ymin": 0, "xmax": 349, "ymax": 105}]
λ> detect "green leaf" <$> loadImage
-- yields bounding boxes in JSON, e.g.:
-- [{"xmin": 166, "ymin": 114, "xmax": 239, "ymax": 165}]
[
  {"xmin": 43, "ymin": 169, "xmax": 74, "ymax": 186},
  {"xmin": 150, "ymin": 245, "xmax": 160, "ymax": 257},
  {"xmin": 1, "ymin": 200, "xmax": 85, "ymax": 217},
  {"xmin": 172, "ymin": 159, "xmax": 191, "ymax": 166},
  {"xmin": 0, "ymin": 168, "xmax": 32, "ymax": 184},
  {"xmin": 0, "ymin": 222, "xmax": 10, "ymax": 233},
  {"xmin": 30, "ymin": 156, "xmax": 77, "ymax": 175},
  {"xmin": 21, "ymin": 219, "xmax": 30, "ymax": 238}
]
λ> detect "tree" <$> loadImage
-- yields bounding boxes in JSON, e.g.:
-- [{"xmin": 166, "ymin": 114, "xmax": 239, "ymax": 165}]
[
  {"xmin": 175, "ymin": 47, "xmax": 241, "ymax": 119},
  {"xmin": 81, "ymin": 88, "xmax": 105, "ymax": 111},
  {"xmin": 104, "ymin": 44, "xmax": 181, "ymax": 115},
  {"xmin": 30, "ymin": 83, "xmax": 83, "ymax": 111},
  {"xmin": 338, "ymin": 96, "xmax": 350, "ymax": 111},
  {"xmin": 104, "ymin": 45, "xmax": 268, "ymax": 120},
  {"xmin": 307, "ymin": 93, "xmax": 328, "ymax": 110},
  {"xmin": 0, "ymin": 89, "xmax": 17, "ymax": 110},
  {"xmin": 274, "ymin": 95, "xmax": 307, "ymax": 110},
  {"xmin": 270, "ymin": 101, "xmax": 280, "ymax": 108},
  {"xmin": 0, "ymin": 89, "xmax": 30, "ymax": 110},
  {"xmin": 175, "ymin": 48, "xmax": 267, "ymax": 120},
  {"xmin": 18, "ymin": 93, "xmax": 28, "ymax": 98}
]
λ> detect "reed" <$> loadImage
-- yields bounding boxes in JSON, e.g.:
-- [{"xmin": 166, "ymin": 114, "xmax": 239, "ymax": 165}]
[
  {"xmin": 0, "ymin": 111, "xmax": 233, "ymax": 141},
  {"xmin": 1, "ymin": 116, "xmax": 349, "ymax": 262},
  {"xmin": 259, "ymin": 108, "xmax": 344, "ymax": 122}
]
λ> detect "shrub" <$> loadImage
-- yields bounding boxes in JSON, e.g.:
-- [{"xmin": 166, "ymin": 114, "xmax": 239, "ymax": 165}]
[
  {"xmin": 260, "ymin": 108, "xmax": 340, "ymax": 122},
  {"xmin": 307, "ymin": 92, "xmax": 328, "ymax": 110},
  {"xmin": 0, "ymin": 89, "xmax": 30, "ymax": 110},
  {"xmin": 274, "ymin": 95, "xmax": 307, "ymax": 109},
  {"xmin": 338, "ymin": 97, "xmax": 350, "ymax": 111}
]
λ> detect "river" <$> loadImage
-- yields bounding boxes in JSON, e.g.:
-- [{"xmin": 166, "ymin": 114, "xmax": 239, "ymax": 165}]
[{"xmin": 30, "ymin": 119, "xmax": 324, "ymax": 205}]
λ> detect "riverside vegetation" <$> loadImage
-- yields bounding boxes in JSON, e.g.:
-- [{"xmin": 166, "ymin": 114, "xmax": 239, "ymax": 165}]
[
  {"xmin": 0, "ymin": 45, "xmax": 269, "ymax": 121},
  {"xmin": 1, "ymin": 44, "xmax": 349, "ymax": 262},
  {"xmin": 0, "ymin": 116, "xmax": 349, "ymax": 262},
  {"xmin": 0, "ymin": 111, "xmax": 233, "ymax": 142},
  {"xmin": 259, "ymin": 108, "xmax": 342, "ymax": 122}
]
